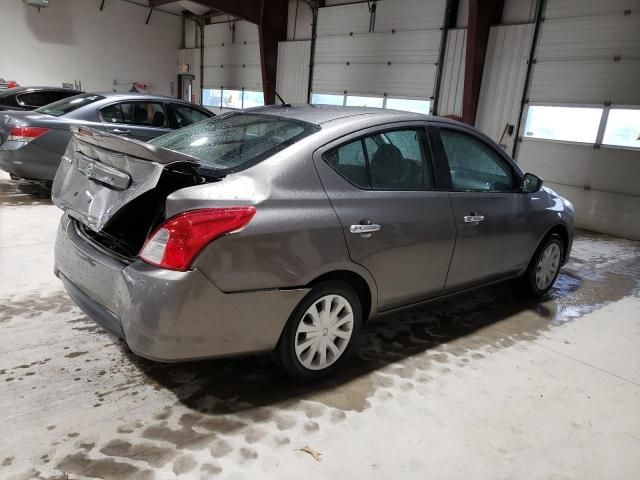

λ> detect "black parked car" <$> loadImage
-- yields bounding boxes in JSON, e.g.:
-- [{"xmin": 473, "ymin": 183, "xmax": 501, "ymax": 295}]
[{"xmin": 0, "ymin": 86, "xmax": 83, "ymax": 112}]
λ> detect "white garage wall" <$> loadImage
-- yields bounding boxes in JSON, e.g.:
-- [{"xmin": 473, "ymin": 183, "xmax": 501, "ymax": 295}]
[
  {"xmin": 475, "ymin": 23, "xmax": 534, "ymax": 152},
  {"xmin": 517, "ymin": 0, "xmax": 640, "ymax": 240},
  {"xmin": 437, "ymin": 28, "xmax": 466, "ymax": 117},
  {"xmin": 0, "ymin": 0, "xmax": 182, "ymax": 96},
  {"xmin": 276, "ymin": 40, "xmax": 312, "ymax": 104}
]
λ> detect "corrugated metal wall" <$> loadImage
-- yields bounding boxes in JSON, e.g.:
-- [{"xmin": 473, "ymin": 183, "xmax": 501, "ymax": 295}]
[
  {"xmin": 276, "ymin": 40, "xmax": 312, "ymax": 104},
  {"xmin": 202, "ymin": 20, "xmax": 262, "ymax": 91},
  {"xmin": 475, "ymin": 23, "xmax": 534, "ymax": 152},
  {"xmin": 517, "ymin": 0, "xmax": 640, "ymax": 240},
  {"xmin": 434, "ymin": 28, "xmax": 466, "ymax": 117},
  {"xmin": 312, "ymin": 0, "xmax": 446, "ymax": 101}
]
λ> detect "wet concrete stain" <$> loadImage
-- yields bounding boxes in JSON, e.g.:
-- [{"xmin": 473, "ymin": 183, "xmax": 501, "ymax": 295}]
[
  {"xmin": 64, "ymin": 351, "xmax": 88, "ymax": 359},
  {"xmin": 200, "ymin": 463, "xmax": 223, "ymax": 477},
  {"xmin": 0, "ymin": 177, "xmax": 52, "ymax": 207},
  {"xmin": 56, "ymin": 453, "xmax": 154, "ymax": 480},
  {"xmin": 6, "ymin": 467, "xmax": 68, "ymax": 480},
  {"xmin": 99, "ymin": 439, "xmax": 176, "ymax": 468},
  {"xmin": 172, "ymin": 454, "xmax": 197, "ymax": 475},
  {"xmin": 0, "ymin": 291, "xmax": 73, "ymax": 323}
]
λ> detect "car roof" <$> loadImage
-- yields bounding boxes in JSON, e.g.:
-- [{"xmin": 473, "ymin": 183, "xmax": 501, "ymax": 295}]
[
  {"xmin": 247, "ymin": 104, "xmax": 466, "ymax": 128},
  {"xmin": 91, "ymin": 92, "xmax": 195, "ymax": 103},
  {"xmin": 0, "ymin": 86, "xmax": 83, "ymax": 97}
]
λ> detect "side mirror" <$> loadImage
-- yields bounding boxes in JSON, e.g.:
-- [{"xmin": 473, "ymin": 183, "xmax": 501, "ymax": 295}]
[{"xmin": 522, "ymin": 172, "xmax": 543, "ymax": 193}]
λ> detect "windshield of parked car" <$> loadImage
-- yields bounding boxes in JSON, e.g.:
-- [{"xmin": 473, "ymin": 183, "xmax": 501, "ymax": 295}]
[
  {"xmin": 35, "ymin": 94, "xmax": 105, "ymax": 117},
  {"xmin": 150, "ymin": 113, "xmax": 320, "ymax": 173}
]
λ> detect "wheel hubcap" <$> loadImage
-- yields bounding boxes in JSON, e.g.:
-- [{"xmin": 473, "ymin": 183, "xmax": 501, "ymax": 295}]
[
  {"xmin": 535, "ymin": 242, "xmax": 561, "ymax": 290},
  {"xmin": 294, "ymin": 294, "xmax": 354, "ymax": 371}
]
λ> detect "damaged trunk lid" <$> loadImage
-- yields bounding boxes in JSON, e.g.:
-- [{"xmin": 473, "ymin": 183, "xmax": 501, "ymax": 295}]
[{"xmin": 52, "ymin": 126, "xmax": 202, "ymax": 232}]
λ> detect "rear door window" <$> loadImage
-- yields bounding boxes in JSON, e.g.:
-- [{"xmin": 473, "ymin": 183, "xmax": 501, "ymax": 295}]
[
  {"xmin": 118, "ymin": 102, "xmax": 168, "ymax": 128},
  {"xmin": 99, "ymin": 104, "xmax": 125, "ymax": 123},
  {"xmin": 323, "ymin": 141, "xmax": 369, "ymax": 189},
  {"xmin": 323, "ymin": 128, "xmax": 434, "ymax": 190}
]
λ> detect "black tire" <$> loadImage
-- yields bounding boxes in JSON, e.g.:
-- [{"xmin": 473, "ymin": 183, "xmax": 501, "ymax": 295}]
[
  {"xmin": 275, "ymin": 281, "xmax": 362, "ymax": 383},
  {"xmin": 522, "ymin": 233, "xmax": 564, "ymax": 297}
]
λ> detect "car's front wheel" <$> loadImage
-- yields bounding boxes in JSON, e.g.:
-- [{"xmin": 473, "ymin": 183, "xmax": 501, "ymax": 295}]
[
  {"xmin": 275, "ymin": 281, "xmax": 362, "ymax": 382},
  {"xmin": 523, "ymin": 233, "xmax": 564, "ymax": 297}
]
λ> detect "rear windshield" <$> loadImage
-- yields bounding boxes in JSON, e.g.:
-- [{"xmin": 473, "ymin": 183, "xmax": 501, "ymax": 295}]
[
  {"xmin": 36, "ymin": 94, "xmax": 105, "ymax": 117},
  {"xmin": 150, "ymin": 113, "xmax": 320, "ymax": 173}
]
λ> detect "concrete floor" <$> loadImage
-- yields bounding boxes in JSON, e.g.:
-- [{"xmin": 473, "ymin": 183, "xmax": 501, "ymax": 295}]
[{"xmin": 1, "ymin": 170, "xmax": 639, "ymax": 480}]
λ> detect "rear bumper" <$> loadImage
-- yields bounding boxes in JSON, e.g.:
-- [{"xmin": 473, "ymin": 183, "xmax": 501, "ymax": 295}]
[
  {"xmin": 54, "ymin": 215, "xmax": 309, "ymax": 362},
  {"xmin": 0, "ymin": 142, "xmax": 61, "ymax": 181}
]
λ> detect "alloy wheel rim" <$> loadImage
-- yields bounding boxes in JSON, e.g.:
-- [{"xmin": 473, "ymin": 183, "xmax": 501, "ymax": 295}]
[
  {"xmin": 294, "ymin": 294, "xmax": 354, "ymax": 371},
  {"xmin": 535, "ymin": 242, "xmax": 561, "ymax": 290}
]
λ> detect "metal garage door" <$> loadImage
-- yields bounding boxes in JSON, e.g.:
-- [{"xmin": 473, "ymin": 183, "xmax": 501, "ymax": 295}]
[
  {"xmin": 516, "ymin": 0, "xmax": 640, "ymax": 240},
  {"xmin": 202, "ymin": 20, "xmax": 262, "ymax": 92},
  {"xmin": 312, "ymin": 0, "xmax": 446, "ymax": 106}
]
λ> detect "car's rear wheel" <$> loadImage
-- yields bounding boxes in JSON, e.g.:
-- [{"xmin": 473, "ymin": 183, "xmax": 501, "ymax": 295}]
[
  {"xmin": 275, "ymin": 281, "xmax": 362, "ymax": 382},
  {"xmin": 523, "ymin": 233, "xmax": 564, "ymax": 297}
]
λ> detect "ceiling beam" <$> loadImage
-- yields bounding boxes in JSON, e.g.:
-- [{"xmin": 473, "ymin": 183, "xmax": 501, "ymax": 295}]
[
  {"xmin": 461, "ymin": 0, "xmax": 503, "ymax": 124},
  {"xmin": 148, "ymin": 0, "xmax": 180, "ymax": 6},
  {"xmin": 186, "ymin": 0, "xmax": 262, "ymax": 24}
]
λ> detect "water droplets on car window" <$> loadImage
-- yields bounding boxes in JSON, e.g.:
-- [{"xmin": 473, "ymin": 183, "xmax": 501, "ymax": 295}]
[{"xmin": 150, "ymin": 113, "xmax": 319, "ymax": 173}]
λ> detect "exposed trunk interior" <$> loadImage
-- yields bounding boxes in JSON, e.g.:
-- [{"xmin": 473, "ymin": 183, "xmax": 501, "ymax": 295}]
[{"xmin": 76, "ymin": 163, "xmax": 215, "ymax": 261}]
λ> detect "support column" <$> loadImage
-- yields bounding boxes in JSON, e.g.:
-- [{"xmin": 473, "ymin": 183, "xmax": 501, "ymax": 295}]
[
  {"xmin": 461, "ymin": 0, "xmax": 503, "ymax": 124},
  {"xmin": 258, "ymin": 0, "xmax": 289, "ymax": 104}
]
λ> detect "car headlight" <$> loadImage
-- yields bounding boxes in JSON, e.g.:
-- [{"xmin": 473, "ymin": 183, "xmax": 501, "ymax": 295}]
[{"xmin": 561, "ymin": 197, "xmax": 574, "ymax": 212}]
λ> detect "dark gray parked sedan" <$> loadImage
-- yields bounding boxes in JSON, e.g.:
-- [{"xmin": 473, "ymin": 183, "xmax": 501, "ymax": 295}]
[
  {"xmin": 52, "ymin": 105, "xmax": 574, "ymax": 381},
  {"xmin": 0, "ymin": 86, "xmax": 84, "ymax": 112},
  {"xmin": 0, "ymin": 92, "xmax": 213, "ymax": 181}
]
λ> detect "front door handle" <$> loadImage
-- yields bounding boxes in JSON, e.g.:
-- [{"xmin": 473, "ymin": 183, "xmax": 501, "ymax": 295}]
[
  {"xmin": 110, "ymin": 128, "xmax": 130, "ymax": 135},
  {"xmin": 464, "ymin": 214, "xmax": 485, "ymax": 223},
  {"xmin": 350, "ymin": 224, "xmax": 381, "ymax": 234}
]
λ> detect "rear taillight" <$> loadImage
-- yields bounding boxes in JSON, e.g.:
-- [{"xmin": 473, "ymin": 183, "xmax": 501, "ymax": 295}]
[
  {"xmin": 139, "ymin": 207, "xmax": 256, "ymax": 271},
  {"xmin": 8, "ymin": 126, "xmax": 49, "ymax": 143}
]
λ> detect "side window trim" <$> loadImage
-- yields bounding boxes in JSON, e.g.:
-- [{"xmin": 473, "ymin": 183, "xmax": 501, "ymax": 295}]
[
  {"xmin": 432, "ymin": 123, "xmax": 523, "ymax": 193},
  {"xmin": 320, "ymin": 124, "xmax": 443, "ymax": 192},
  {"xmin": 360, "ymin": 137, "xmax": 373, "ymax": 188}
]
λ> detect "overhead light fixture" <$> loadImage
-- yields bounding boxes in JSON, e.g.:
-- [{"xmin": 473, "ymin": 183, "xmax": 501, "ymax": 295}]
[{"xmin": 23, "ymin": 0, "xmax": 50, "ymax": 10}]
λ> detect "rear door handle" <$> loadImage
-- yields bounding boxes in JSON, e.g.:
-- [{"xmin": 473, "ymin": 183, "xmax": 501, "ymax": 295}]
[
  {"xmin": 464, "ymin": 214, "xmax": 485, "ymax": 223},
  {"xmin": 110, "ymin": 128, "xmax": 130, "ymax": 135},
  {"xmin": 350, "ymin": 224, "xmax": 381, "ymax": 234}
]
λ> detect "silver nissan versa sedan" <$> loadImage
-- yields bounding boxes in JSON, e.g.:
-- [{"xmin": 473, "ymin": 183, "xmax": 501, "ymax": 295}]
[{"xmin": 52, "ymin": 105, "xmax": 575, "ymax": 381}]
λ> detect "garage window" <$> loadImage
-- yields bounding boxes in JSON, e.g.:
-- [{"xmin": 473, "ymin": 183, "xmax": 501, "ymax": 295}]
[
  {"xmin": 203, "ymin": 89, "xmax": 222, "ymax": 107},
  {"xmin": 386, "ymin": 98, "xmax": 430, "ymax": 114},
  {"xmin": 311, "ymin": 93, "xmax": 344, "ymax": 106},
  {"xmin": 346, "ymin": 95, "xmax": 384, "ymax": 108},
  {"xmin": 243, "ymin": 90, "xmax": 264, "ymax": 108},
  {"xmin": 203, "ymin": 89, "xmax": 265, "ymax": 109},
  {"xmin": 602, "ymin": 109, "xmax": 640, "ymax": 149},
  {"xmin": 222, "ymin": 90, "xmax": 243, "ymax": 109},
  {"xmin": 523, "ymin": 105, "xmax": 603, "ymax": 144}
]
